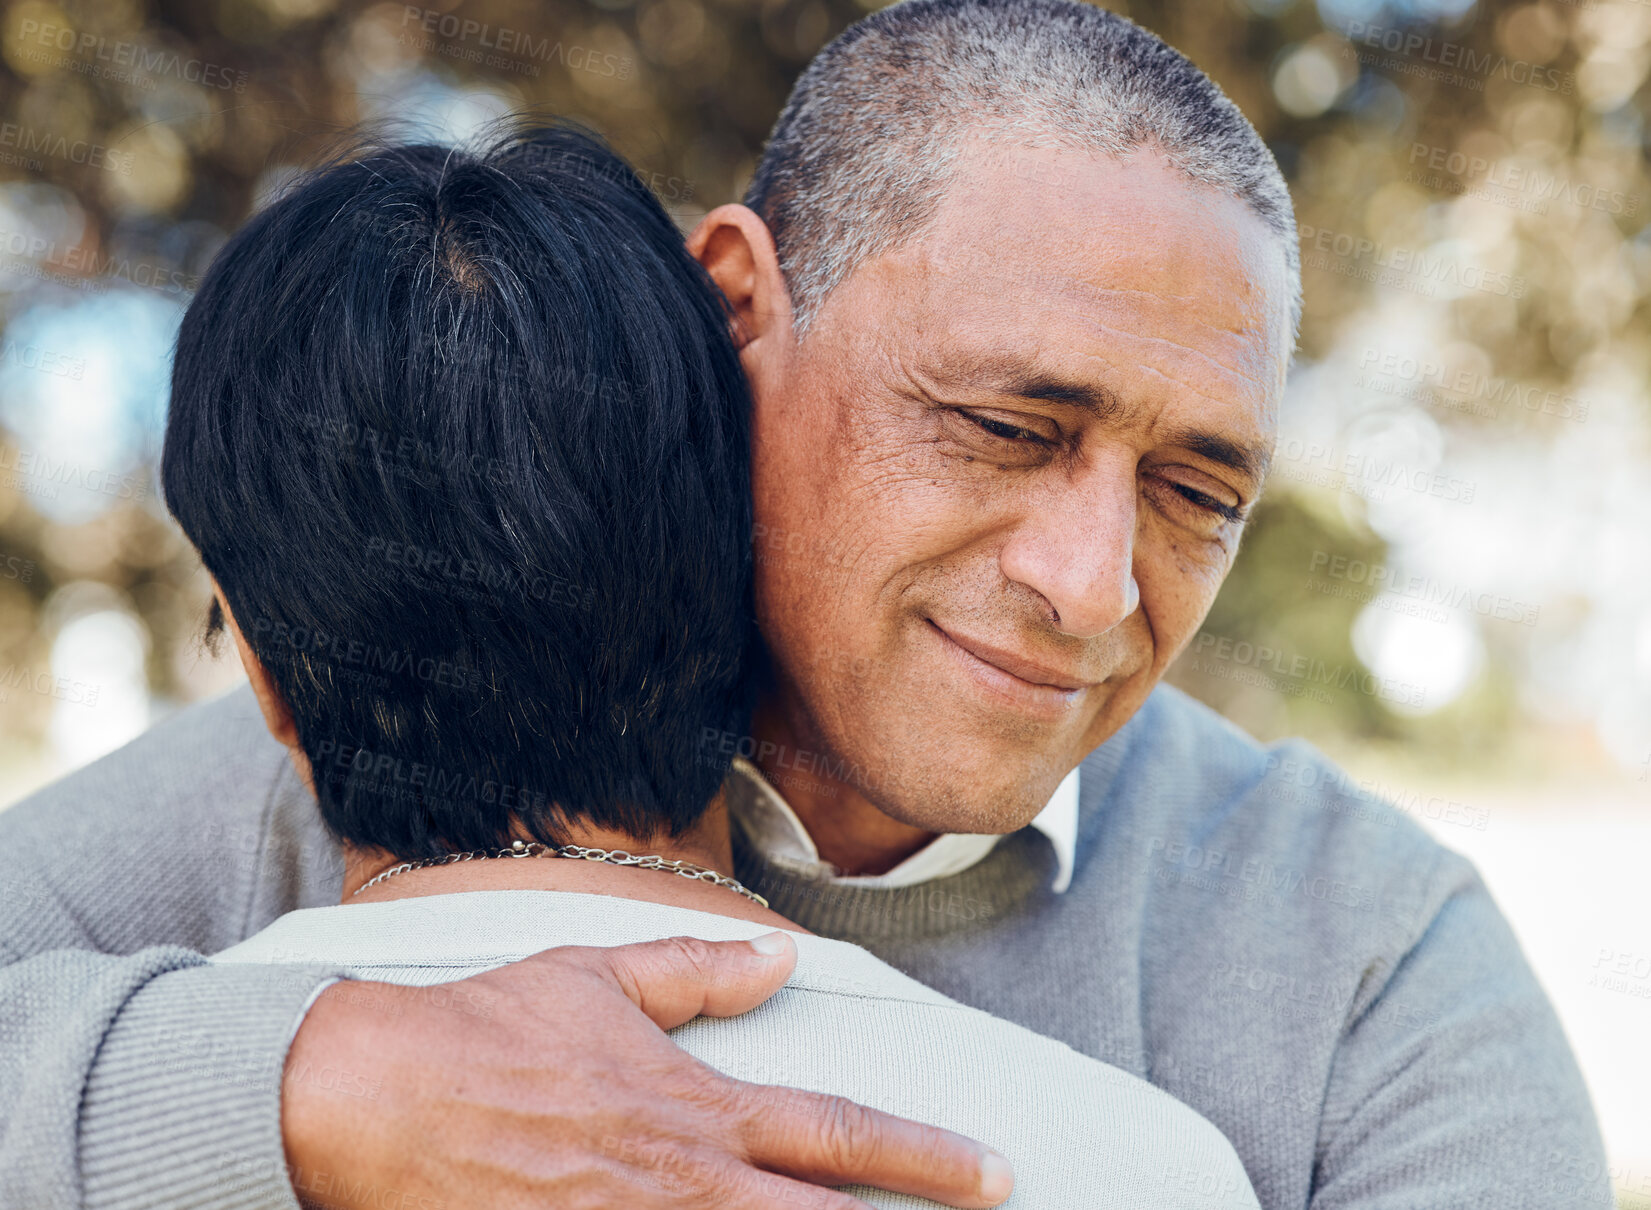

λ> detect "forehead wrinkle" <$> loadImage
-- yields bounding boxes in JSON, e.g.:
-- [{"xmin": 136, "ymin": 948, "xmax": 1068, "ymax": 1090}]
[
  {"xmin": 1033, "ymin": 279, "xmax": 1205, "ymax": 308},
  {"xmin": 1071, "ymin": 327, "xmax": 1271, "ymax": 412},
  {"xmin": 1063, "ymin": 285, "xmax": 1281, "ymax": 366},
  {"xmin": 1047, "ymin": 268, "xmax": 1279, "ymax": 347}
]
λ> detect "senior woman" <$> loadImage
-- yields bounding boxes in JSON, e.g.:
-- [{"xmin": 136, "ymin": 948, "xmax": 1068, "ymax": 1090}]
[{"xmin": 168, "ymin": 121, "xmax": 1259, "ymax": 1209}]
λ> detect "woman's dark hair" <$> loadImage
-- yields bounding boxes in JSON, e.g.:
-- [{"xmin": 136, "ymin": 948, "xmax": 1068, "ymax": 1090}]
[{"xmin": 163, "ymin": 122, "xmax": 754, "ymax": 859}]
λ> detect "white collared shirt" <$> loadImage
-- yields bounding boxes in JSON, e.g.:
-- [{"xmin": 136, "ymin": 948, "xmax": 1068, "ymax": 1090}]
[{"xmin": 727, "ymin": 758, "xmax": 1078, "ymax": 893}]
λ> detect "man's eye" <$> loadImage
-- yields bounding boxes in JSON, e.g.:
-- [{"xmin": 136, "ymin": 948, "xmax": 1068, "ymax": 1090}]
[
  {"xmin": 967, "ymin": 412, "xmax": 1046, "ymax": 443},
  {"xmin": 1172, "ymin": 483, "xmax": 1244, "ymax": 524}
]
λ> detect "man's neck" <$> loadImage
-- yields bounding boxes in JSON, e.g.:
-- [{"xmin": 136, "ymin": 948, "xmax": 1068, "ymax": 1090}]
[
  {"xmin": 340, "ymin": 794, "xmax": 802, "ymax": 931},
  {"xmin": 750, "ymin": 695, "xmax": 939, "ymax": 877}
]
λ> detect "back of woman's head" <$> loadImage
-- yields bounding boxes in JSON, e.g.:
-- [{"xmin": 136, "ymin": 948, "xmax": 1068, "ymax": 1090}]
[{"xmin": 163, "ymin": 122, "xmax": 754, "ymax": 858}]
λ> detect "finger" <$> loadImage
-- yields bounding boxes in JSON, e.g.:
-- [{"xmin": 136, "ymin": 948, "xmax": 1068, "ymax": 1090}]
[
  {"xmin": 714, "ymin": 1163, "xmax": 875, "ymax": 1210},
  {"xmin": 572, "ymin": 933, "xmax": 799, "ymax": 1029},
  {"xmin": 733, "ymin": 1084, "xmax": 1014, "ymax": 1209}
]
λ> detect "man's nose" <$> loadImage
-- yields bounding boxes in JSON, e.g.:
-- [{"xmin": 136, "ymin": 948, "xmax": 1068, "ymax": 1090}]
[{"xmin": 998, "ymin": 462, "xmax": 1139, "ymax": 640}]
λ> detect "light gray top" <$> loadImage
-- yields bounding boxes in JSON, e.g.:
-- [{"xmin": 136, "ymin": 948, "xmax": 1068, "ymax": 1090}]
[{"xmin": 215, "ymin": 889, "xmax": 1260, "ymax": 1210}]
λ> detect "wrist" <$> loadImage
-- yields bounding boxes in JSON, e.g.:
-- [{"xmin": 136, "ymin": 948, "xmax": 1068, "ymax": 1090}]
[{"xmin": 281, "ymin": 979, "xmax": 409, "ymax": 1208}]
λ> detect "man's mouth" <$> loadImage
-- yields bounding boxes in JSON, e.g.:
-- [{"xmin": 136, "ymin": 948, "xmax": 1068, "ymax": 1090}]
[{"xmin": 925, "ymin": 619, "xmax": 1099, "ymax": 712}]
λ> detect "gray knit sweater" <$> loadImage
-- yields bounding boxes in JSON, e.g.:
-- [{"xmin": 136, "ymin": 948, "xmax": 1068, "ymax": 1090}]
[{"xmin": 0, "ymin": 684, "xmax": 1614, "ymax": 1209}]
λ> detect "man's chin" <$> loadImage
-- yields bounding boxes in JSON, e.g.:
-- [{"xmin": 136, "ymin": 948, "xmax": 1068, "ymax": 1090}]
[
  {"xmin": 825, "ymin": 705, "xmax": 1101, "ymax": 835},
  {"xmin": 852, "ymin": 741, "xmax": 1077, "ymax": 836}
]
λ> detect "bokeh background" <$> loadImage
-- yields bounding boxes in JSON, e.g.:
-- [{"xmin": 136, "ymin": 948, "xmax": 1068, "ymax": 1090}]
[{"xmin": 0, "ymin": 0, "xmax": 1646, "ymax": 1199}]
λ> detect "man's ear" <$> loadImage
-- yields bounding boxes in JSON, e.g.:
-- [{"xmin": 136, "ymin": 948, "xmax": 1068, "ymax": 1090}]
[
  {"xmin": 210, "ymin": 583, "xmax": 313, "ymax": 792},
  {"xmin": 687, "ymin": 204, "xmax": 796, "ymax": 392}
]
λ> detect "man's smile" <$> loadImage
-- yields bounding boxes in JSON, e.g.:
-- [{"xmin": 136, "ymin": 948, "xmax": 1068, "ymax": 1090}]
[{"xmin": 925, "ymin": 618, "xmax": 1098, "ymax": 718}]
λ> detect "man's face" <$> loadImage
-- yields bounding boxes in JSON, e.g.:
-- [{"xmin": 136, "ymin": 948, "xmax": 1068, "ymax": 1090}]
[{"xmin": 749, "ymin": 143, "xmax": 1292, "ymax": 834}]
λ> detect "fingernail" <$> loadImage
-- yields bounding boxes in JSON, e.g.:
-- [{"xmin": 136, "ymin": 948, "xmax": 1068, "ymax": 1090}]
[
  {"xmin": 749, "ymin": 931, "xmax": 790, "ymax": 957},
  {"xmin": 979, "ymin": 1150, "xmax": 1014, "ymax": 1201}
]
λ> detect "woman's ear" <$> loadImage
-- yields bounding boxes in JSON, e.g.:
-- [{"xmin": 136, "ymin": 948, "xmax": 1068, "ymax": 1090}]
[{"xmin": 210, "ymin": 582, "xmax": 315, "ymax": 794}]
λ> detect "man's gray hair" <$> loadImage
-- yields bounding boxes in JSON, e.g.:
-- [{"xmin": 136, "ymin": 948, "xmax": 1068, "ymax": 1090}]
[{"xmin": 745, "ymin": 0, "xmax": 1302, "ymax": 341}]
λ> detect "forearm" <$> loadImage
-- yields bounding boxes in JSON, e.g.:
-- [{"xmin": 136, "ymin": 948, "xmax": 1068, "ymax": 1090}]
[{"xmin": 0, "ymin": 947, "xmax": 344, "ymax": 1210}]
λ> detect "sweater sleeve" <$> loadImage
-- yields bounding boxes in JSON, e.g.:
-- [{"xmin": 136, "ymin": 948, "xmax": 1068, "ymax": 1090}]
[
  {"xmin": 0, "ymin": 686, "xmax": 349, "ymax": 1208},
  {"xmin": 0, "ymin": 946, "xmax": 344, "ymax": 1210},
  {"xmin": 1308, "ymin": 856, "xmax": 1614, "ymax": 1210}
]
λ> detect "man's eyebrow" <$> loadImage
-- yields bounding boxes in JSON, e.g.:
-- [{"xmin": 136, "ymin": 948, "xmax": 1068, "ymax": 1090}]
[
  {"xmin": 1001, "ymin": 372, "xmax": 1129, "ymax": 418},
  {"xmin": 1159, "ymin": 425, "xmax": 1273, "ymax": 484},
  {"xmin": 945, "ymin": 357, "xmax": 1132, "ymax": 419}
]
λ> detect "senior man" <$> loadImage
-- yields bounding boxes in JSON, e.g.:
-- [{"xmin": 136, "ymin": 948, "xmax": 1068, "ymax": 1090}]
[{"xmin": 0, "ymin": 2, "xmax": 1610, "ymax": 1209}]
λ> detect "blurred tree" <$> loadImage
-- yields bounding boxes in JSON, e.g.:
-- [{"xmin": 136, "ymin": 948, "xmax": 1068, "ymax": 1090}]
[{"xmin": 1, "ymin": 0, "xmax": 1647, "ymax": 780}]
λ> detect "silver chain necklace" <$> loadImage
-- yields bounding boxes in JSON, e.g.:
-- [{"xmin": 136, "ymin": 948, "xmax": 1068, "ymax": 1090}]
[{"xmin": 352, "ymin": 838, "xmax": 769, "ymax": 908}]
